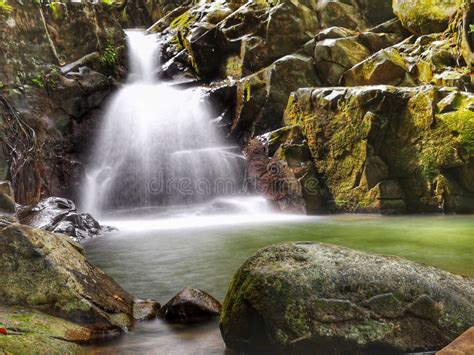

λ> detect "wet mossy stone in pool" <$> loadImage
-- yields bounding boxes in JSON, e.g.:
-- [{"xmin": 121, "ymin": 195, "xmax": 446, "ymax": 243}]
[
  {"xmin": 160, "ymin": 288, "xmax": 222, "ymax": 324},
  {"xmin": 220, "ymin": 242, "xmax": 474, "ymax": 354}
]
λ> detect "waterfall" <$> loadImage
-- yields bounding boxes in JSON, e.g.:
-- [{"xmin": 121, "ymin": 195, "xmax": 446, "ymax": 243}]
[{"xmin": 82, "ymin": 30, "xmax": 243, "ymax": 216}]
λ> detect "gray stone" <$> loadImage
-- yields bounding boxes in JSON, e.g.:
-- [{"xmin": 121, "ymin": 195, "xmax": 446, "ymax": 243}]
[{"xmin": 220, "ymin": 242, "xmax": 474, "ymax": 354}]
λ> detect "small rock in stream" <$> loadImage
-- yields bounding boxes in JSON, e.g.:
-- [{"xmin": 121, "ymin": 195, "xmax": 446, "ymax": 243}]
[
  {"xmin": 18, "ymin": 197, "xmax": 115, "ymax": 242},
  {"xmin": 133, "ymin": 299, "xmax": 161, "ymax": 321},
  {"xmin": 160, "ymin": 288, "xmax": 222, "ymax": 323}
]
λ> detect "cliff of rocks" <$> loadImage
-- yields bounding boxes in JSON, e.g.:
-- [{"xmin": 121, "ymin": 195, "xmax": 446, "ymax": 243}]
[
  {"xmin": 154, "ymin": 0, "xmax": 474, "ymax": 213},
  {"xmin": 0, "ymin": 0, "xmax": 184, "ymax": 205},
  {"xmin": 1, "ymin": 0, "xmax": 473, "ymax": 214}
]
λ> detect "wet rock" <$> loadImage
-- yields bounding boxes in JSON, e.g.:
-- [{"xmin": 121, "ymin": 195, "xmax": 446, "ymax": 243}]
[
  {"xmin": 18, "ymin": 197, "xmax": 108, "ymax": 242},
  {"xmin": 133, "ymin": 299, "xmax": 161, "ymax": 321},
  {"xmin": 0, "ymin": 181, "xmax": 16, "ymax": 215},
  {"xmin": 393, "ymin": 0, "xmax": 462, "ymax": 35},
  {"xmin": 45, "ymin": 67, "xmax": 113, "ymax": 118},
  {"xmin": 281, "ymin": 86, "xmax": 474, "ymax": 213},
  {"xmin": 220, "ymin": 242, "xmax": 474, "ymax": 354},
  {"xmin": 0, "ymin": 223, "xmax": 135, "ymax": 334},
  {"xmin": 160, "ymin": 288, "xmax": 222, "ymax": 323},
  {"xmin": 316, "ymin": 26, "xmax": 358, "ymax": 41},
  {"xmin": 437, "ymin": 327, "xmax": 474, "ymax": 355}
]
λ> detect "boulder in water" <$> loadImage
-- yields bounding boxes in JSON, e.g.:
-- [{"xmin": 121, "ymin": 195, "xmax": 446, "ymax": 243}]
[
  {"xmin": 220, "ymin": 242, "xmax": 474, "ymax": 354},
  {"xmin": 18, "ymin": 197, "xmax": 110, "ymax": 242},
  {"xmin": 133, "ymin": 299, "xmax": 161, "ymax": 321},
  {"xmin": 160, "ymin": 288, "xmax": 222, "ymax": 323}
]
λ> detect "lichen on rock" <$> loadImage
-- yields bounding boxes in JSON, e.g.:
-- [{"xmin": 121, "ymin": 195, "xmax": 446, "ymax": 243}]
[{"xmin": 220, "ymin": 242, "xmax": 474, "ymax": 354}]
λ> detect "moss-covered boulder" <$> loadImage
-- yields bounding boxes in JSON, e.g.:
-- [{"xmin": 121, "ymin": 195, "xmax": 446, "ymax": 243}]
[
  {"xmin": 158, "ymin": 0, "xmax": 376, "ymax": 82},
  {"xmin": 314, "ymin": 37, "xmax": 372, "ymax": 86},
  {"xmin": 0, "ymin": 222, "xmax": 135, "ymax": 335},
  {"xmin": 220, "ymin": 242, "xmax": 474, "ymax": 354},
  {"xmin": 281, "ymin": 85, "xmax": 474, "ymax": 213},
  {"xmin": 393, "ymin": 0, "xmax": 462, "ymax": 35}
]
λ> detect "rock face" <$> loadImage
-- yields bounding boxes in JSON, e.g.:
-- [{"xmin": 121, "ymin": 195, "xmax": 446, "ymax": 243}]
[
  {"xmin": 152, "ymin": 0, "xmax": 474, "ymax": 214},
  {"xmin": 0, "ymin": 1, "xmax": 185, "ymax": 206},
  {"xmin": 279, "ymin": 86, "xmax": 474, "ymax": 213},
  {"xmin": 18, "ymin": 197, "xmax": 107, "ymax": 242},
  {"xmin": 0, "ymin": 222, "xmax": 135, "ymax": 335},
  {"xmin": 393, "ymin": 0, "xmax": 462, "ymax": 35},
  {"xmin": 160, "ymin": 288, "xmax": 222, "ymax": 323},
  {"xmin": 220, "ymin": 242, "xmax": 474, "ymax": 354},
  {"xmin": 1, "ymin": 0, "xmax": 473, "ymax": 218}
]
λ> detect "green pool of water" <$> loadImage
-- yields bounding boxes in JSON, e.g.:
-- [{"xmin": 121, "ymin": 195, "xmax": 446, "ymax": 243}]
[{"xmin": 83, "ymin": 214, "xmax": 474, "ymax": 354}]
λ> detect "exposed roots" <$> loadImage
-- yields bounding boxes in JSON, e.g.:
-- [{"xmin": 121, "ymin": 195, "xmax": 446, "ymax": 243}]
[{"xmin": 0, "ymin": 95, "xmax": 44, "ymax": 204}]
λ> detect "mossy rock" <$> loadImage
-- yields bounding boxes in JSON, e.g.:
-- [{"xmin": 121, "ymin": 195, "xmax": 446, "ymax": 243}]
[
  {"xmin": 0, "ymin": 305, "xmax": 88, "ymax": 354},
  {"xmin": 278, "ymin": 85, "xmax": 474, "ymax": 213},
  {"xmin": 0, "ymin": 223, "xmax": 135, "ymax": 335},
  {"xmin": 393, "ymin": 0, "xmax": 462, "ymax": 35},
  {"xmin": 220, "ymin": 242, "xmax": 474, "ymax": 354}
]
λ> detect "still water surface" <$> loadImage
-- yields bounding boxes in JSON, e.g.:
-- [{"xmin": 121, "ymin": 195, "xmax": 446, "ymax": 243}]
[{"xmin": 84, "ymin": 213, "xmax": 474, "ymax": 354}]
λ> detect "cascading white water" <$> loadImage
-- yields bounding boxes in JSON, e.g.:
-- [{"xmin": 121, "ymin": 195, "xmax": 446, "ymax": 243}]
[{"xmin": 82, "ymin": 30, "xmax": 244, "ymax": 216}]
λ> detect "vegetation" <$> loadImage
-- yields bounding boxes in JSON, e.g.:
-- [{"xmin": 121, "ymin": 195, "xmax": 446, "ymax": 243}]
[
  {"xmin": 0, "ymin": 0, "xmax": 12, "ymax": 13},
  {"xmin": 100, "ymin": 44, "xmax": 122, "ymax": 73}
]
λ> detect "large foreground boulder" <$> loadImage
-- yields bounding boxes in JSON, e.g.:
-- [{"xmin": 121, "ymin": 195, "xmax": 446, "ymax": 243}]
[
  {"xmin": 0, "ymin": 222, "xmax": 135, "ymax": 335},
  {"xmin": 220, "ymin": 243, "xmax": 474, "ymax": 354}
]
